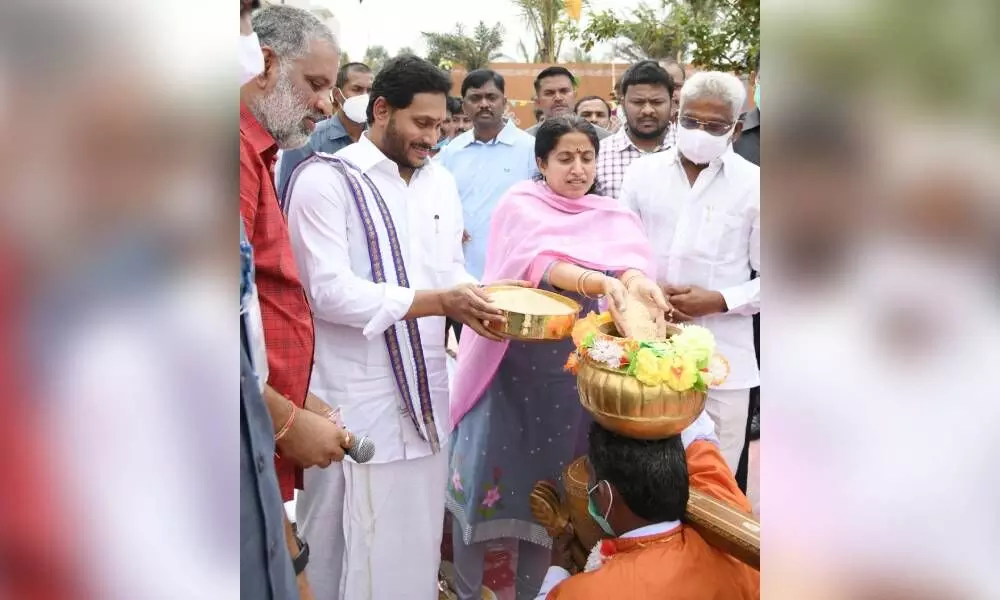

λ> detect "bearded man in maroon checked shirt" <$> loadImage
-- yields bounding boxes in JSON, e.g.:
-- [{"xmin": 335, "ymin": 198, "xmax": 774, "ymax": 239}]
[{"xmin": 240, "ymin": 5, "xmax": 350, "ymax": 501}]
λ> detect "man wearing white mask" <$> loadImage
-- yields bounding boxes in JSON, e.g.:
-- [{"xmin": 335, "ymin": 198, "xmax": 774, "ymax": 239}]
[
  {"xmin": 276, "ymin": 62, "xmax": 373, "ymax": 211},
  {"xmin": 619, "ymin": 71, "xmax": 760, "ymax": 475}
]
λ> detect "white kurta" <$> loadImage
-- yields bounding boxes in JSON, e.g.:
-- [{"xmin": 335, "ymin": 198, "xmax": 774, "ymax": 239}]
[
  {"xmin": 287, "ymin": 134, "xmax": 475, "ymax": 600},
  {"xmin": 620, "ymin": 147, "xmax": 760, "ymax": 472}
]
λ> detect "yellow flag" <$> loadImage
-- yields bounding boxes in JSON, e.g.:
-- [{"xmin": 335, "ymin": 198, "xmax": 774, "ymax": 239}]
[{"xmin": 565, "ymin": 0, "xmax": 582, "ymax": 21}]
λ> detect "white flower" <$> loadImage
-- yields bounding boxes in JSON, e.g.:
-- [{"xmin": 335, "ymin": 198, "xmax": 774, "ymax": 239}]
[
  {"xmin": 703, "ymin": 353, "xmax": 730, "ymax": 387},
  {"xmin": 588, "ymin": 338, "xmax": 625, "ymax": 369}
]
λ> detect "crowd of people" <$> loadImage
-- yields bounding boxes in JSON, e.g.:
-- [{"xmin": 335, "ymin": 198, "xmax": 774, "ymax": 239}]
[{"xmin": 240, "ymin": 2, "xmax": 760, "ymax": 599}]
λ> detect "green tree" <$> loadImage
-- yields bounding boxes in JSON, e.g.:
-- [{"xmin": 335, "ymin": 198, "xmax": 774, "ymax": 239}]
[
  {"xmin": 362, "ymin": 45, "xmax": 391, "ymax": 73},
  {"xmin": 422, "ymin": 21, "xmax": 505, "ymax": 70},
  {"xmin": 397, "ymin": 46, "xmax": 417, "ymax": 57},
  {"xmin": 577, "ymin": 0, "xmax": 758, "ymax": 71},
  {"xmin": 339, "ymin": 51, "xmax": 351, "ymax": 67},
  {"xmin": 510, "ymin": 0, "xmax": 582, "ymax": 64},
  {"xmin": 561, "ymin": 45, "xmax": 594, "ymax": 63}
]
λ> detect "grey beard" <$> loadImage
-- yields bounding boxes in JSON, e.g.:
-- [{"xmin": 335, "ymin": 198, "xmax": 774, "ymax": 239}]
[{"xmin": 249, "ymin": 75, "xmax": 311, "ymax": 149}]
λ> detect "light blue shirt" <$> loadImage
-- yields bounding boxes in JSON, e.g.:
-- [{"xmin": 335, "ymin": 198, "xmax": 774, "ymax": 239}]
[
  {"xmin": 275, "ymin": 115, "xmax": 355, "ymax": 211},
  {"xmin": 436, "ymin": 120, "xmax": 537, "ymax": 279}
]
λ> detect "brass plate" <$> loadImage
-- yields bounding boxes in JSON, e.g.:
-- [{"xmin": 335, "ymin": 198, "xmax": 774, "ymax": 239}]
[{"xmin": 484, "ymin": 286, "xmax": 581, "ymax": 341}]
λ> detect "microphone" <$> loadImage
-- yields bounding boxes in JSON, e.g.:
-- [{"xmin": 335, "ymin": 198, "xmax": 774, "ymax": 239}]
[
  {"xmin": 345, "ymin": 431, "xmax": 376, "ymax": 464},
  {"xmin": 328, "ymin": 407, "xmax": 376, "ymax": 463}
]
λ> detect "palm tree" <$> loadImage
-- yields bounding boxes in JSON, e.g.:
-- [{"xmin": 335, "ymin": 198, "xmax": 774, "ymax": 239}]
[
  {"xmin": 510, "ymin": 0, "xmax": 576, "ymax": 64},
  {"xmin": 516, "ymin": 39, "xmax": 537, "ymax": 63},
  {"xmin": 423, "ymin": 22, "xmax": 505, "ymax": 71}
]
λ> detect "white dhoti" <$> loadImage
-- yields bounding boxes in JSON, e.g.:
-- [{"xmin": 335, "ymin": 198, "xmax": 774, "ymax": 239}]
[
  {"xmin": 341, "ymin": 449, "xmax": 449, "ymax": 600},
  {"xmin": 705, "ymin": 388, "xmax": 751, "ymax": 474},
  {"xmin": 296, "ymin": 463, "xmax": 347, "ymax": 600}
]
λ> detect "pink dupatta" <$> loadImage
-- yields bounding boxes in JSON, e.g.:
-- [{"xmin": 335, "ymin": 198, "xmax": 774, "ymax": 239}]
[{"xmin": 450, "ymin": 179, "xmax": 656, "ymax": 426}]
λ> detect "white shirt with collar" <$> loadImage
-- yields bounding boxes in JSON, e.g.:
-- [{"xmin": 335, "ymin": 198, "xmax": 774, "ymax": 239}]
[
  {"xmin": 286, "ymin": 133, "xmax": 476, "ymax": 463},
  {"xmin": 620, "ymin": 147, "xmax": 760, "ymax": 390}
]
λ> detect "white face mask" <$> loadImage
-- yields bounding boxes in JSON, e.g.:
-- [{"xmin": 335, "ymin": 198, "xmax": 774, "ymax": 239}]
[
  {"xmin": 676, "ymin": 124, "xmax": 733, "ymax": 165},
  {"xmin": 341, "ymin": 93, "xmax": 370, "ymax": 124},
  {"xmin": 240, "ymin": 33, "xmax": 265, "ymax": 86}
]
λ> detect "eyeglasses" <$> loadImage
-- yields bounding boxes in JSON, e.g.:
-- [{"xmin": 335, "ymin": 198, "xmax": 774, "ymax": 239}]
[{"xmin": 678, "ymin": 115, "xmax": 734, "ymax": 136}]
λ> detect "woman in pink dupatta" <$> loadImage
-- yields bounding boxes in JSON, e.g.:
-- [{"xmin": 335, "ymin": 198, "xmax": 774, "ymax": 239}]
[{"xmin": 444, "ymin": 117, "xmax": 670, "ymax": 600}]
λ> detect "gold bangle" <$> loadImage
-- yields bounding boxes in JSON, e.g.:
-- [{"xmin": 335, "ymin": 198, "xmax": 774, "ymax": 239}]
[
  {"xmin": 574, "ymin": 270, "xmax": 589, "ymax": 295},
  {"xmin": 275, "ymin": 402, "xmax": 298, "ymax": 442},
  {"xmin": 622, "ymin": 272, "xmax": 643, "ymax": 291},
  {"xmin": 581, "ymin": 272, "xmax": 605, "ymax": 299}
]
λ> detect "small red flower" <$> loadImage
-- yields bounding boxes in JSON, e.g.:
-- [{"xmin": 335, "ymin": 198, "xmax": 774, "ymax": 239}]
[{"xmin": 600, "ymin": 538, "xmax": 618, "ymax": 557}]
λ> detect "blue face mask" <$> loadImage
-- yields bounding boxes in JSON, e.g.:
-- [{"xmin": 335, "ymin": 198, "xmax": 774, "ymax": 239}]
[
  {"xmin": 754, "ymin": 80, "xmax": 761, "ymax": 110},
  {"xmin": 587, "ymin": 481, "xmax": 616, "ymax": 537}
]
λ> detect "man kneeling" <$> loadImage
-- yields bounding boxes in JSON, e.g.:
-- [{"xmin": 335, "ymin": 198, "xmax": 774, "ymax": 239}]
[{"xmin": 537, "ymin": 413, "xmax": 759, "ymax": 598}]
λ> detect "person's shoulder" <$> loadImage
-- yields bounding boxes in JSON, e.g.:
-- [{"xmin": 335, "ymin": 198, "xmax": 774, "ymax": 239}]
[
  {"xmin": 630, "ymin": 147, "xmax": 675, "ymax": 174},
  {"xmin": 423, "ymin": 159, "xmax": 459, "ymax": 187},
  {"xmin": 524, "ymin": 123, "xmax": 540, "ymax": 136},
  {"xmin": 437, "ymin": 130, "xmax": 471, "ymax": 158},
  {"xmin": 286, "ymin": 156, "xmax": 344, "ymax": 195},
  {"xmin": 598, "ymin": 129, "xmax": 625, "ymax": 152},
  {"xmin": 507, "ymin": 125, "xmax": 536, "ymax": 145},
  {"xmin": 723, "ymin": 150, "xmax": 760, "ymax": 181},
  {"xmin": 548, "ymin": 565, "xmax": 629, "ymax": 599}
]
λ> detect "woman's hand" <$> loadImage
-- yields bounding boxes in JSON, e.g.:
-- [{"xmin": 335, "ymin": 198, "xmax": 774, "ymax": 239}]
[
  {"xmin": 627, "ymin": 275, "xmax": 673, "ymax": 318},
  {"xmin": 622, "ymin": 274, "xmax": 674, "ymax": 338},
  {"xmin": 602, "ymin": 276, "xmax": 630, "ymax": 337}
]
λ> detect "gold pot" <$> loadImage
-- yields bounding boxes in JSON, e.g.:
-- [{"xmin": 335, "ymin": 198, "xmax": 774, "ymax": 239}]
[
  {"xmin": 483, "ymin": 286, "xmax": 581, "ymax": 341},
  {"xmin": 576, "ymin": 355, "xmax": 706, "ymax": 440}
]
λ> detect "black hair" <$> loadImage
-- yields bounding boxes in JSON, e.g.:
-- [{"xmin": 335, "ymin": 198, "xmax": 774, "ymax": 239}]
[
  {"xmin": 461, "ymin": 69, "xmax": 505, "ymax": 97},
  {"xmin": 241, "ymin": 0, "xmax": 261, "ymax": 16},
  {"xmin": 533, "ymin": 66, "xmax": 577, "ymax": 94},
  {"xmin": 446, "ymin": 96, "xmax": 463, "ymax": 116},
  {"xmin": 588, "ymin": 422, "xmax": 689, "ymax": 523},
  {"xmin": 620, "ymin": 60, "xmax": 674, "ymax": 99},
  {"xmin": 336, "ymin": 62, "xmax": 372, "ymax": 89},
  {"xmin": 533, "ymin": 115, "xmax": 601, "ymax": 195},
  {"xmin": 366, "ymin": 55, "xmax": 452, "ymax": 124},
  {"xmin": 534, "ymin": 108, "xmax": 544, "ymax": 123},
  {"xmin": 574, "ymin": 95, "xmax": 611, "ymax": 115}
]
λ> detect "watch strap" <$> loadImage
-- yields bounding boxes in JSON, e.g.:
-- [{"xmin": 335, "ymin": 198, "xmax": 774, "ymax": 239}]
[{"xmin": 292, "ymin": 538, "xmax": 309, "ymax": 575}]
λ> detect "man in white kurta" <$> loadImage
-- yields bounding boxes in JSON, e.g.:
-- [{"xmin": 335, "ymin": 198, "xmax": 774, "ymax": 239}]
[
  {"xmin": 620, "ymin": 71, "xmax": 760, "ymax": 475},
  {"xmin": 285, "ymin": 124, "xmax": 476, "ymax": 597}
]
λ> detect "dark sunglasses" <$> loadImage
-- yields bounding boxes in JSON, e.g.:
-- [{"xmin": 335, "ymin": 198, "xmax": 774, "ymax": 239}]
[{"xmin": 678, "ymin": 115, "xmax": 734, "ymax": 136}]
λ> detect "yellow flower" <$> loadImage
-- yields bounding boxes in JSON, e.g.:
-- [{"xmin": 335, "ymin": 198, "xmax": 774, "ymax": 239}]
[
  {"xmin": 659, "ymin": 351, "xmax": 699, "ymax": 392},
  {"xmin": 671, "ymin": 325, "xmax": 716, "ymax": 367},
  {"xmin": 632, "ymin": 348, "xmax": 662, "ymax": 386}
]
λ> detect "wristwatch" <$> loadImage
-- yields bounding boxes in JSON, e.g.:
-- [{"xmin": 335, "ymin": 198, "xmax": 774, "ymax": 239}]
[{"xmin": 292, "ymin": 534, "xmax": 310, "ymax": 575}]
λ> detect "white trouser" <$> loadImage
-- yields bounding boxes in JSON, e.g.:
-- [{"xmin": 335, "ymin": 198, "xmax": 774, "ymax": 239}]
[
  {"xmin": 704, "ymin": 388, "xmax": 751, "ymax": 474},
  {"xmin": 296, "ymin": 463, "xmax": 347, "ymax": 600},
  {"xmin": 341, "ymin": 450, "xmax": 449, "ymax": 600}
]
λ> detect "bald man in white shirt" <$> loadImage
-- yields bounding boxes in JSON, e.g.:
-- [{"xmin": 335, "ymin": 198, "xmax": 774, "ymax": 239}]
[{"xmin": 620, "ymin": 71, "xmax": 760, "ymax": 474}]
